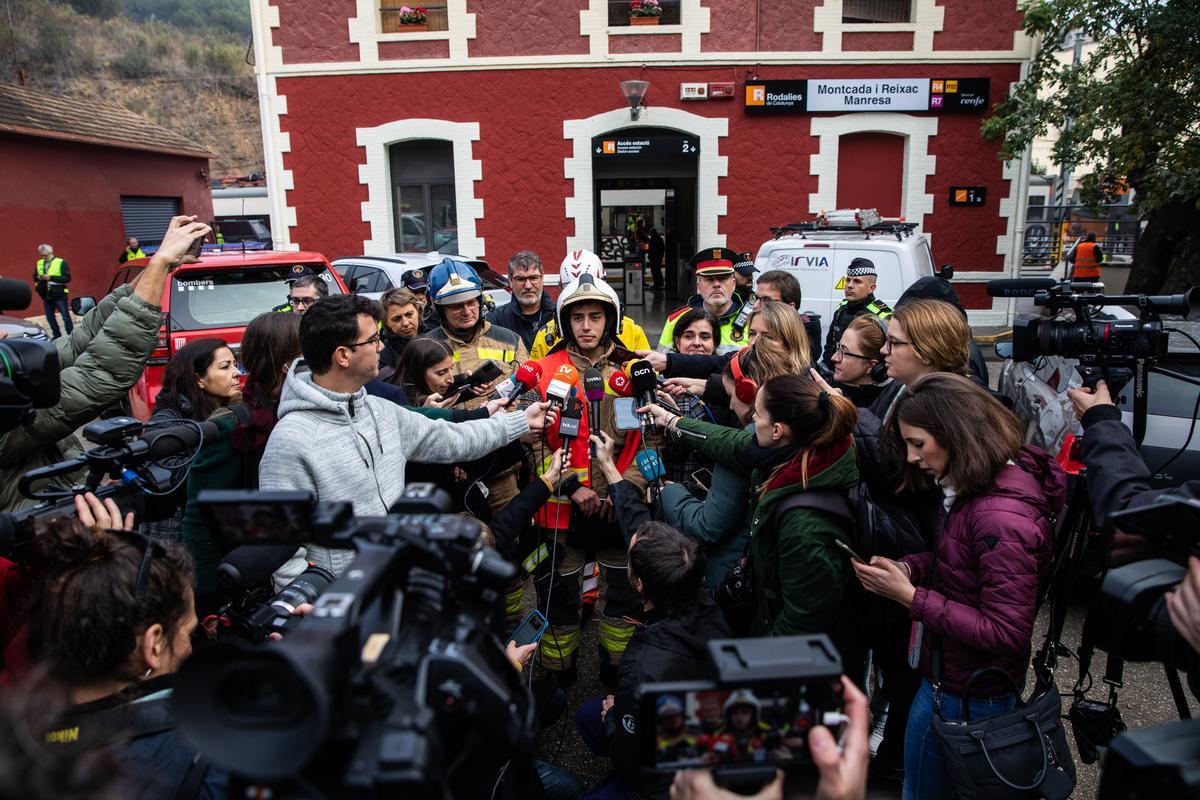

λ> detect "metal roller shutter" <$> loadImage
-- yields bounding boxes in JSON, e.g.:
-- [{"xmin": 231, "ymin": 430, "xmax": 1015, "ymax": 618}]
[{"xmin": 121, "ymin": 196, "xmax": 181, "ymax": 244}]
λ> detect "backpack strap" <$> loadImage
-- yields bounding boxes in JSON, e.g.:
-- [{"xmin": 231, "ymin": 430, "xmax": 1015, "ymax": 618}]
[
  {"xmin": 173, "ymin": 754, "xmax": 212, "ymax": 800},
  {"xmin": 767, "ymin": 489, "xmax": 853, "ymax": 530}
]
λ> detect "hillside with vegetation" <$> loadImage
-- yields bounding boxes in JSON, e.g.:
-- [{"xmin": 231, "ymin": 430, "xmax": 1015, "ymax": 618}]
[{"xmin": 2, "ymin": 0, "xmax": 263, "ymax": 176}]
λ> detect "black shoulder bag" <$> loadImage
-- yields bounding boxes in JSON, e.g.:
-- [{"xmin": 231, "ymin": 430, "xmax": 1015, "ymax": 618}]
[{"xmin": 927, "ymin": 525, "xmax": 1076, "ymax": 800}]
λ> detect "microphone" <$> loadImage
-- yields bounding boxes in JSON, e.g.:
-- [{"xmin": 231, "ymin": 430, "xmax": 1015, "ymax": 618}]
[
  {"xmin": 608, "ymin": 370, "xmax": 632, "ymax": 397},
  {"xmin": 140, "ymin": 420, "xmax": 220, "ymax": 459},
  {"xmin": 546, "ymin": 363, "xmax": 579, "ymax": 410},
  {"xmin": 0, "ymin": 278, "xmax": 32, "ymax": 311},
  {"xmin": 216, "ymin": 544, "xmax": 301, "ymax": 599},
  {"xmin": 985, "ymin": 278, "xmax": 1056, "ymax": 298},
  {"xmin": 628, "ymin": 358, "xmax": 658, "ymax": 412},
  {"xmin": 635, "ymin": 449, "xmax": 666, "ymax": 486},
  {"xmin": 584, "ymin": 366, "xmax": 604, "ymax": 429},
  {"xmin": 499, "ymin": 361, "xmax": 543, "ymax": 408},
  {"xmin": 557, "ymin": 398, "xmax": 583, "ymax": 443}
]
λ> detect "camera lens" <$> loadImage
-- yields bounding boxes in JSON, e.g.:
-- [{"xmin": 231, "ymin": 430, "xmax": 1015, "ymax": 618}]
[{"xmin": 270, "ymin": 564, "xmax": 335, "ymax": 615}]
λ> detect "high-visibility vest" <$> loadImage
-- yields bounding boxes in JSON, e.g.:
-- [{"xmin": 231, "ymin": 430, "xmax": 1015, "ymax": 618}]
[
  {"xmin": 36, "ymin": 257, "xmax": 68, "ymax": 294},
  {"xmin": 531, "ymin": 348, "xmax": 641, "ymax": 530},
  {"xmin": 1073, "ymin": 242, "xmax": 1102, "ymax": 279},
  {"xmin": 125, "ymin": 247, "xmax": 147, "ymax": 260}
]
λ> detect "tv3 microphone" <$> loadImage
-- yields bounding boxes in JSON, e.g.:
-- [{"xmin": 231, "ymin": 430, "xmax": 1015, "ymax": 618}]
[
  {"xmin": 546, "ymin": 363, "xmax": 579, "ymax": 409},
  {"xmin": 499, "ymin": 361, "xmax": 543, "ymax": 408}
]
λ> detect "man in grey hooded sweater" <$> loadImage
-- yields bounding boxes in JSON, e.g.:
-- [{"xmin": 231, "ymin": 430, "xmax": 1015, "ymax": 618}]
[{"xmin": 261, "ymin": 293, "xmax": 550, "ymax": 577}]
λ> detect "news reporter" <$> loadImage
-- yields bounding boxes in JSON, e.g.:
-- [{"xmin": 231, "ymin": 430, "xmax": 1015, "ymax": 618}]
[
  {"xmin": 394, "ymin": 337, "xmax": 465, "ymax": 408},
  {"xmin": 28, "ymin": 502, "xmax": 228, "ymax": 798},
  {"xmin": 642, "ymin": 373, "xmax": 860, "ymax": 643},
  {"xmin": 829, "ymin": 316, "xmax": 889, "ymax": 409},
  {"xmin": 0, "ymin": 215, "xmax": 210, "ymax": 512},
  {"xmin": 662, "ymin": 309, "xmax": 719, "ymax": 482},
  {"xmin": 855, "ymin": 373, "xmax": 1065, "ymax": 800}
]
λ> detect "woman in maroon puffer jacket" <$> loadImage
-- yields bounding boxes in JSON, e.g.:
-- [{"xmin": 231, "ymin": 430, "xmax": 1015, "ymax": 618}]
[{"xmin": 854, "ymin": 373, "xmax": 1067, "ymax": 800}]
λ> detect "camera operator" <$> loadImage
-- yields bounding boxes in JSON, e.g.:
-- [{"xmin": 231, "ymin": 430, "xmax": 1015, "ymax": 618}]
[
  {"xmin": 27, "ymin": 495, "xmax": 227, "ymax": 799},
  {"xmin": 1069, "ymin": 381, "xmax": 1200, "ymax": 651},
  {"xmin": 1, "ymin": 216, "xmax": 210, "ymax": 512},
  {"xmin": 1068, "ymin": 380, "xmax": 1200, "ymax": 530}
]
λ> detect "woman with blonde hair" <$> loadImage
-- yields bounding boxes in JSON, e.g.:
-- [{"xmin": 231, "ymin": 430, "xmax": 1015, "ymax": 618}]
[
  {"xmin": 747, "ymin": 298, "xmax": 812, "ymax": 375},
  {"xmin": 378, "ymin": 287, "xmax": 426, "ymax": 377}
]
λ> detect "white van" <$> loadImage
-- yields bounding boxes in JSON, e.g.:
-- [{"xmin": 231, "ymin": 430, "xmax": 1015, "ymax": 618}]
[{"xmin": 752, "ymin": 209, "xmax": 937, "ymax": 342}]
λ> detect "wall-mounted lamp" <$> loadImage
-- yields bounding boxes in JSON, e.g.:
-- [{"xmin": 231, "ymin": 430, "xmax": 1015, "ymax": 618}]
[{"xmin": 620, "ymin": 79, "xmax": 650, "ymax": 120}]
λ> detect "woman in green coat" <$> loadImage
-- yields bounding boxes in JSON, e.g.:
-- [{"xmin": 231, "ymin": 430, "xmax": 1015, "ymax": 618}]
[{"xmin": 643, "ymin": 371, "xmax": 860, "ymax": 641}]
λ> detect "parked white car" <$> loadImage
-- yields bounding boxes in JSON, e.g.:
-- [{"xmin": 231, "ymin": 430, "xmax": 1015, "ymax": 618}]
[{"xmin": 331, "ymin": 253, "xmax": 512, "ymax": 310}]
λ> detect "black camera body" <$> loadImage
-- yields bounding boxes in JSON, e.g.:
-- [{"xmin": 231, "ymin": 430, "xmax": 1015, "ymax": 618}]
[
  {"xmin": 176, "ymin": 487, "xmax": 531, "ymax": 798},
  {"xmin": 637, "ymin": 635, "xmax": 844, "ymax": 790}
]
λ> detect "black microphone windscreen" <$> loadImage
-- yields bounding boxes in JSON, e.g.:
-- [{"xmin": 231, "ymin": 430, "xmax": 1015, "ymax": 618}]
[
  {"xmin": 217, "ymin": 544, "xmax": 299, "ymax": 598},
  {"xmin": 629, "ymin": 359, "xmax": 657, "ymax": 394},
  {"xmin": 0, "ymin": 278, "xmax": 32, "ymax": 311},
  {"xmin": 985, "ymin": 278, "xmax": 1056, "ymax": 298},
  {"xmin": 584, "ymin": 368, "xmax": 604, "ymax": 400},
  {"xmin": 144, "ymin": 420, "xmax": 220, "ymax": 459}
]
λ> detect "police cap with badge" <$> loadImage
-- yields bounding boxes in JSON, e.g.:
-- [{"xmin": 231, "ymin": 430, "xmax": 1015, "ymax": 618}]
[{"xmin": 688, "ymin": 247, "xmax": 739, "ymax": 277}]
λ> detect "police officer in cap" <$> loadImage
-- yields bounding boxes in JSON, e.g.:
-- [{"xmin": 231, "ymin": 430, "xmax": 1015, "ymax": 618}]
[
  {"xmin": 658, "ymin": 247, "xmax": 749, "ymax": 355},
  {"xmin": 821, "ymin": 257, "xmax": 892, "ymax": 370},
  {"xmin": 732, "ymin": 250, "xmax": 757, "ymax": 304},
  {"xmin": 274, "ymin": 264, "xmax": 328, "ymax": 314},
  {"xmin": 401, "ymin": 267, "xmax": 436, "ymax": 333}
]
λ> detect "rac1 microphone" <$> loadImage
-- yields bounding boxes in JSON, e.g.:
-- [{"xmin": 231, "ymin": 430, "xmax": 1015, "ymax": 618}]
[
  {"xmin": 546, "ymin": 363, "xmax": 579, "ymax": 410},
  {"xmin": 985, "ymin": 278, "xmax": 1056, "ymax": 298},
  {"xmin": 500, "ymin": 361, "xmax": 543, "ymax": 408},
  {"xmin": 608, "ymin": 370, "xmax": 633, "ymax": 397},
  {"xmin": 635, "ymin": 449, "xmax": 666, "ymax": 487}
]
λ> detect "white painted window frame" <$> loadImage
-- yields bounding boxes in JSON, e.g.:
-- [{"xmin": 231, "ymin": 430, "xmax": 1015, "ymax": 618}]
[{"xmin": 355, "ymin": 119, "xmax": 485, "ymax": 257}]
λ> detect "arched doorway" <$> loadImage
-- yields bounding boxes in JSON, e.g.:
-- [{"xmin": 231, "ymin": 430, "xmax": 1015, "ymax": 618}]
[
  {"xmin": 836, "ymin": 131, "xmax": 904, "ymax": 216},
  {"xmin": 591, "ymin": 126, "xmax": 699, "ymax": 295}
]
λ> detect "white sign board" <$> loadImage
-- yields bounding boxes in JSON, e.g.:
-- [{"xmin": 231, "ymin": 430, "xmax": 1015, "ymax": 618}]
[{"xmin": 805, "ymin": 79, "xmax": 930, "ymax": 112}]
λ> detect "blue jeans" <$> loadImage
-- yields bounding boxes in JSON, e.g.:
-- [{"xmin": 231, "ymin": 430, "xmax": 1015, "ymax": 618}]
[
  {"xmin": 42, "ymin": 297, "xmax": 73, "ymax": 338},
  {"xmin": 903, "ymin": 678, "xmax": 1017, "ymax": 800}
]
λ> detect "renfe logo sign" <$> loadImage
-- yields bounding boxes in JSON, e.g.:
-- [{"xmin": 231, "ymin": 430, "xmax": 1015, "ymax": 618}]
[{"xmin": 744, "ymin": 78, "xmax": 989, "ymax": 114}]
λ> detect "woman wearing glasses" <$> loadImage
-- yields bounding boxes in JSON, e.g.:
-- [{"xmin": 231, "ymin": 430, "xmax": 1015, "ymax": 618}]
[
  {"xmin": 829, "ymin": 314, "xmax": 890, "ymax": 408},
  {"xmin": 29, "ymin": 494, "xmax": 228, "ymax": 798}
]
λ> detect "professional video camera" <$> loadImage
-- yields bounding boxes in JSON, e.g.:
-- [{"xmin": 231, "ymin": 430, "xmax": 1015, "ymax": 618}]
[
  {"xmin": 987, "ymin": 278, "xmax": 1198, "ymax": 391},
  {"xmin": 0, "ymin": 416, "xmax": 217, "ymax": 559},
  {"xmin": 637, "ymin": 635, "xmax": 846, "ymax": 792},
  {"xmin": 0, "ymin": 277, "xmax": 61, "ymax": 435},
  {"xmin": 175, "ymin": 485, "xmax": 536, "ymax": 799}
]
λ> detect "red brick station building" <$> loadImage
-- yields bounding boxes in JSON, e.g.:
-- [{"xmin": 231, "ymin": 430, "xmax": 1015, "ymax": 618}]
[{"xmin": 252, "ymin": 0, "xmax": 1035, "ymax": 322}]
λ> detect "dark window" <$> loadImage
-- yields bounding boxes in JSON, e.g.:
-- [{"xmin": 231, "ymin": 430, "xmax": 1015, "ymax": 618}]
[
  {"xmin": 380, "ymin": 2, "xmax": 448, "ymax": 32},
  {"xmin": 843, "ymin": 0, "xmax": 911, "ymax": 23},
  {"xmin": 351, "ymin": 265, "xmax": 392, "ymax": 294},
  {"xmin": 167, "ymin": 264, "xmax": 345, "ymax": 331},
  {"xmin": 608, "ymin": 0, "xmax": 680, "ymax": 26},
  {"xmin": 390, "ymin": 140, "xmax": 458, "ymax": 253},
  {"xmin": 121, "ymin": 196, "xmax": 182, "ymax": 245}
]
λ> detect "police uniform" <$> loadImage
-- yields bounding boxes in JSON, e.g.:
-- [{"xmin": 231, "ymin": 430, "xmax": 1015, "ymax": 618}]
[
  {"xmin": 658, "ymin": 248, "xmax": 750, "ymax": 355},
  {"xmin": 821, "ymin": 258, "xmax": 892, "ymax": 369},
  {"xmin": 272, "ymin": 264, "xmax": 323, "ymax": 313}
]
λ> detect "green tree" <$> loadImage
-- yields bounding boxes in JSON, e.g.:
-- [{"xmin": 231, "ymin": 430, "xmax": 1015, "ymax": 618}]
[{"xmin": 982, "ymin": 0, "xmax": 1200, "ymax": 293}]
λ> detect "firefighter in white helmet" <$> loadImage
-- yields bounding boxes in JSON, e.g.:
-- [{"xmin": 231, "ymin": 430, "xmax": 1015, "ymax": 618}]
[{"xmin": 528, "ymin": 249, "xmax": 651, "ymax": 359}]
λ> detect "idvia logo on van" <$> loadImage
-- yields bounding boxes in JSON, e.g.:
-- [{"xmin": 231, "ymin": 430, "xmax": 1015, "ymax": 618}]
[{"xmin": 769, "ymin": 253, "xmax": 831, "ymax": 270}]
